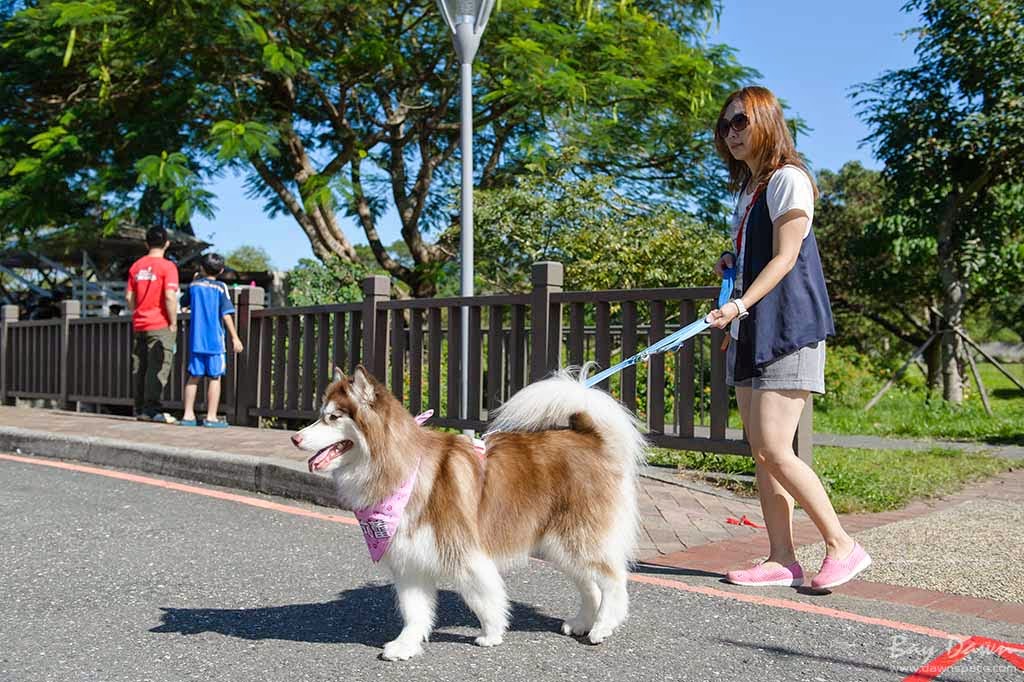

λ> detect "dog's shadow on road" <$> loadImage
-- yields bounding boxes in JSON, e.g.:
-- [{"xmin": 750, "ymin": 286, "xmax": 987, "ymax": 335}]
[{"xmin": 152, "ymin": 583, "xmax": 563, "ymax": 647}]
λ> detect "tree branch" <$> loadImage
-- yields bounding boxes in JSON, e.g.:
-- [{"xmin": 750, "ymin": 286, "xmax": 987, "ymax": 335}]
[
  {"xmin": 831, "ymin": 293, "xmax": 928, "ymax": 347},
  {"xmin": 249, "ymin": 154, "xmax": 333, "ymax": 261},
  {"xmin": 351, "ymin": 158, "xmax": 411, "ymax": 282}
]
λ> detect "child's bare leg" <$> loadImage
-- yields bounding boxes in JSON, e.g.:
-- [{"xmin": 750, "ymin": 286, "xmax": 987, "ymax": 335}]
[
  {"xmin": 182, "ymin": 377, "xmax": 201, "ymax": 421},
  {"xmin": 205, "ymin": 377, "xmax": 222, "ymax": 422}
]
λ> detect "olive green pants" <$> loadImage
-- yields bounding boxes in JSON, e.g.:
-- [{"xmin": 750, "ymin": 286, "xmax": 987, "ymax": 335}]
[{"xmin": 132, "ymin": 328, "xmax": 176, "ymax": 414}]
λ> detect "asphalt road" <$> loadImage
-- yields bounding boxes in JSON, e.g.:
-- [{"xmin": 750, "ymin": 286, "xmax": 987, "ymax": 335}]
[{"xmin": 1, "ymin": 453, "xmax": 1021, "ymax": 682}]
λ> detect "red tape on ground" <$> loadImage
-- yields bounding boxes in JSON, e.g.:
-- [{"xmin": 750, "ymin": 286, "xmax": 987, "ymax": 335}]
[{"xmin": 903, "ymin": 635, "xmax": 1024, "ymax": 681}]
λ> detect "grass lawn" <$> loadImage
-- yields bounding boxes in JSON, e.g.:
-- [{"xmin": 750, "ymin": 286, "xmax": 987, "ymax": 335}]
[
  {"xmin": 815, "ymin": 362, "xmax": 1024, "ymax": 443},
  {"xmin": 647, "ymin": 446, "xmax": 1015, "ymax": 514},
  {"xmin": 714, "ymin": 362, "xmax": 1024, "ymax": 441},
  {"xmin": 659, "ymin": 362, "xmax": 1022, "ymax": 513}
]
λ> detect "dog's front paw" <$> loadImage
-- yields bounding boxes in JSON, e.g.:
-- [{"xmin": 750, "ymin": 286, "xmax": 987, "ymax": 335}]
[
  {"xmin": 560, "ymin": 618, "xmax": 589, "ymax": 637},
  {"xmin": 382, "ymin": 638, "xmax": 424, "ymax": 661},
  {"xmin": 586, "ymin": 623, "xmax": 615, "ymax": 645},
  {"xmin": 474, "ymin": 634, "xmax": 503, "ymax": 648}
]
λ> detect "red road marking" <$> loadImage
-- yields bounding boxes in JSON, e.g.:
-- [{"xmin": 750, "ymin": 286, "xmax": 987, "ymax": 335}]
[
  {"xmin": 902, "ymin": 635, "xmax": 1024, "ymax": 681},
  {"xmin": 628, "ymin": 573, "xmax": 968, "ymax": 642},
  {"xmin": 5, "ymin": 450, "xmax": 1024, "ymax": 662}
]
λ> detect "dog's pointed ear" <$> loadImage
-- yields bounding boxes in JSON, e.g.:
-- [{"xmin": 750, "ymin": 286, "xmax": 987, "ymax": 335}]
[
  {"xmin": 332, "ymin": 366, "xmax": 346, "ymax": 383},
  {"xmin": 351, "ymin": 365, "xmax": 375, "ymax": 405}
]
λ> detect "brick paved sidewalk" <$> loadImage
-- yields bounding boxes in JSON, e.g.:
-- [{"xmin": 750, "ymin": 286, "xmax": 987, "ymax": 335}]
[
  {"xmin": 2, "ymin": 406, "xmax": 1022, "ymax": 628},
  {"xmin": 634, "ymin": 474, "xmax": 787, "ymax": 557},
  {"xmin": 643, "ymin": 466, "xmax": 1024, "ymax": 627}
]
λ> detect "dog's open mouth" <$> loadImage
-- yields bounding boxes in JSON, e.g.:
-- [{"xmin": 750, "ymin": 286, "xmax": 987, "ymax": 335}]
[{"xmin": 307, "ymin": 440, "xmax": 354, "ymax": 472}]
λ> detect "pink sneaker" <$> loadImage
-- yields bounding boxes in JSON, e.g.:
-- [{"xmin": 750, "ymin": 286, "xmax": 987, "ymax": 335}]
[
  {"xmin": 811, "ymin": 542, "xmax": 872, "ymax": 591},
  {"xmin": 725, "ymin": 561, "xmax": 804, "ymax": 587}
]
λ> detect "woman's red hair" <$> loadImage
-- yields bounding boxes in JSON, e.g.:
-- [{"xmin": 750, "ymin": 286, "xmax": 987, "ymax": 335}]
[{"xmin": 714, "ymin": 86, "xmax": 818, "ymax": 198}]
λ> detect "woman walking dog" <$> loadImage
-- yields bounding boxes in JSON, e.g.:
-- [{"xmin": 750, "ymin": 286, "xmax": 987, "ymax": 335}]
[{"xmin": 707, "ymin": 86, "xmax": 871, "ymax": 591}]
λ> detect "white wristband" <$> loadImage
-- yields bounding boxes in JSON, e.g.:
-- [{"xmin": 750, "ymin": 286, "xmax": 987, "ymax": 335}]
[{"xmin": 730, "ymin": 298, "xmax": 748, "ymax": 319}]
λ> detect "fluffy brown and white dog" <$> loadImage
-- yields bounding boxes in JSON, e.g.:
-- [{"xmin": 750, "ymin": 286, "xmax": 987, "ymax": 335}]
[{"xmin": 291, "ymin": 365, "xmax": 646, "ymax": 661}]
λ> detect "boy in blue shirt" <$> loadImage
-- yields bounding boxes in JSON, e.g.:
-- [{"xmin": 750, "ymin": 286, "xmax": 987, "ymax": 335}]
[{"xmin": 180, "ymin": 253, "xmax": 244, "ymax": 427}]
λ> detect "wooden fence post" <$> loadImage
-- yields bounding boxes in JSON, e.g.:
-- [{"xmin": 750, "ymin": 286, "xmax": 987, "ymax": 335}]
[
  {"xmin": 361, "ymin": 275, "xmax": 390, "ymax": 380},
  {"xmin": 59, "ymin": 300, "xmax": 81, "ymax": 410},
  {"xmin": 1, "ymin": 304, "xmax": 18, "ymax": 406},
  {"xmin": 529, "ymin": 262, "xmax": 563, "ymax": 382},
  {"xmin": 233, "ymin": 287, "xmax": 264, "ymax": 426}
]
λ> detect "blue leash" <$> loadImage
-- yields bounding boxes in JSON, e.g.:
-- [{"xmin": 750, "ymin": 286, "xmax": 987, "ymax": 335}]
[{"xmin": 584, "ymin": 268, "xmax": 735, "ymax": 388}]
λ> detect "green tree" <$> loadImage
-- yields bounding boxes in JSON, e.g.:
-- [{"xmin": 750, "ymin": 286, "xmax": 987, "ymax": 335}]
[
  {"xmin": 1, "ymin": 0, "xmax": 751, "ymax": 296},
  {"xmin": 0, "ymin": 3, "xmax": 210, "ymax": 239},
  {"xmin": 853, "ymin": 0, "xmax": 1024, "ymax": 403},
  {"xmin": 285, "ymin": 257, "xmax": 367, "ymax": 307},
  {"xmin": 286, "ymin": 238, "xmax": 419, "ymax": 306},
  {"xmin": 974, "ymin": 183, "xmax": 1024, "ymax": 342},
  {"xmin": 815, "ymin": 162, "xmax": 953, "ymax": 392},
  {"xmin": 815, "ymin": 164, "xmax": 892, "ymax": 347},
  {"xmin": 474, "ymin": 168, "xmax": 729, "ymax": 293},
  {"xmin": 224, "ymin": 244, "xmax": 274, "ymax": 272}
]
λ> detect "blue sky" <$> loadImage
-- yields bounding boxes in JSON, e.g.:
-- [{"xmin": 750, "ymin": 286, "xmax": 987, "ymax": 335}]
[{"xmin": 191, "ymin": 0, "xmax": 921, "ymax": 270}]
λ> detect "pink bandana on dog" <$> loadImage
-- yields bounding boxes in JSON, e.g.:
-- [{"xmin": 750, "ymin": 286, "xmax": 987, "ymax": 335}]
[
  {"xmin": 351, "ymin": 410, "xmax": 485, "ymax": 563},
  {"xmin": 350, "ymin": 411, "xmax": 432, "ymax": 562},
  {"xmin": 353, "ymin": 459, "xmax": 419, "ymax": 563}
]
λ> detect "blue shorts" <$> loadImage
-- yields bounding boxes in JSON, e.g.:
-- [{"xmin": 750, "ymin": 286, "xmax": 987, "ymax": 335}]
[{"xmin": 188, "ymin": 352, "xmax": 226, "ymax": 378}]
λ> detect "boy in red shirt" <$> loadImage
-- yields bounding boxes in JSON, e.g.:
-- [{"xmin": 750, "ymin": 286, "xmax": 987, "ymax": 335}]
[{"xmin": 126, "ymin": 226, "xmax": 180, "ymax": 423}]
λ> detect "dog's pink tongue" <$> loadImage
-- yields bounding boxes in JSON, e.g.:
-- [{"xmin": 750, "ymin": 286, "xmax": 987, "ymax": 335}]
[
  {"xmin": 307, "ymin": 446, "xmax": 337, "ymax": 472},
  {"xmin": 307, "ymin": 442, "xmax": 354, "ymax": 471}
]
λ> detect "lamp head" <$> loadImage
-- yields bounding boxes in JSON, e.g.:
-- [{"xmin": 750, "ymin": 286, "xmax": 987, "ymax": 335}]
[{"xmin": 436, "ymin": 0, "xmax": 496, "ymax": 63}]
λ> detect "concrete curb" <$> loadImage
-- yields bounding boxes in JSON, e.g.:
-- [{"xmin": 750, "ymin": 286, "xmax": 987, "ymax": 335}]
[{"xmin": 0, "ymin": 426, "xmax": 340, "ymax": 508}]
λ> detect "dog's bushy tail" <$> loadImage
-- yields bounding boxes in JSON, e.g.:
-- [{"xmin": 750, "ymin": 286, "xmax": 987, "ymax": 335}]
[{"xmin": 486, "ymin": 364, "xmax": 647, "ymax": 557}]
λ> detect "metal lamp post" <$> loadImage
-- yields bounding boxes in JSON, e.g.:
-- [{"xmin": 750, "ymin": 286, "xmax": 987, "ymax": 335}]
[{"xmin": 436, "ymin": 0, "xmax": 495, "ymax": 431}]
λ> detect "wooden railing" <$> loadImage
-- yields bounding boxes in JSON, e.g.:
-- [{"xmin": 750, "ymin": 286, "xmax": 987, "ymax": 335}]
[{"xmin": 0, "ymin": 262, "xmax": 815, "ymax": 461}]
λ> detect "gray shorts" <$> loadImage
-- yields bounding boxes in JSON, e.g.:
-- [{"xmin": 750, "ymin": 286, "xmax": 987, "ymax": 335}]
[{"xmin": 726, "ymin": 340, "xmax": 826, "ymax": 394}]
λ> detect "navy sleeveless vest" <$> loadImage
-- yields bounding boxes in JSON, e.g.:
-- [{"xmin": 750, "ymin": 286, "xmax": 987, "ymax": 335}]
[{"xmin": 733, "ymin": 184, "xmax": 835, "ymax": 382}]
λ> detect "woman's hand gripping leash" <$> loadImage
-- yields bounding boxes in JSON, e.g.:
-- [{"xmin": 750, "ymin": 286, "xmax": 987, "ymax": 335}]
[{"xmin": 708, "ymin": 253, "xmax": 740, "ymax": 351}]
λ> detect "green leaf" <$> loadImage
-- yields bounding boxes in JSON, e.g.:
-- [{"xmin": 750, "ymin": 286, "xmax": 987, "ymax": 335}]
[
  {"xmin": 263, "ymin": 43, "xmax": 301, "ymax": 76},
  {"xmin": 28, "ymin": 126, "xmax": 68, "ymax": 152},
  {"xmin": 62, "ymin": 27, "xmax": 76, "ymax": 67},
  {"xmin": 208, "ymin": 120, "xmax": 278, "ymax": 162},
  {"xmin": 9, "ymin": 158, "xmax": 41, "ymax": 176}
]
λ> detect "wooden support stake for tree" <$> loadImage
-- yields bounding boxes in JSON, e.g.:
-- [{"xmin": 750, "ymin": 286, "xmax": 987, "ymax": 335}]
[
  {"xmin": 965, "ymin": 349, "xmax": 992, "ymax": 416},
  {"xmin": 865, "ymin": 332, "xmax": 939, "ymax": 411},
  {"xmin": 928, "ymin": 306, "xmax": 1024, "ymax": 394}
]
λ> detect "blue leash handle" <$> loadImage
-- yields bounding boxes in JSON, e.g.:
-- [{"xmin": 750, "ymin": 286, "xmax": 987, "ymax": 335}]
[{"xmin": 584, "ymin": 268, "xmax": 735, "ymax": 388}]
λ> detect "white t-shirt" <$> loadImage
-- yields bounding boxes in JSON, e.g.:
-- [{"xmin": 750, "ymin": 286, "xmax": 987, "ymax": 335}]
[{"xmin": 730, "ymin": 164, "xmax": 815, "ymax": 339}]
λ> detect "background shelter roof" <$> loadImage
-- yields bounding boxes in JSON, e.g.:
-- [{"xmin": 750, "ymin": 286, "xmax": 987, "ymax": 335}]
[{"xmin": 0, "ymin": 224, "xmax": 210, "ymax": 276}]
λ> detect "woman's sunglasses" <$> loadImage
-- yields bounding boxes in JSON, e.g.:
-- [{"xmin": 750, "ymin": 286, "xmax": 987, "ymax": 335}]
[{"xmin": 717, "ymin": 112, "xmax": 750, "ymax": 137}]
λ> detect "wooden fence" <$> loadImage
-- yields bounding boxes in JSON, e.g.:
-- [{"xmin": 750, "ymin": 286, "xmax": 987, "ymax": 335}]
[{"xmin": 0, "ymin": 262, "xmax": 814, "ymax": 461}]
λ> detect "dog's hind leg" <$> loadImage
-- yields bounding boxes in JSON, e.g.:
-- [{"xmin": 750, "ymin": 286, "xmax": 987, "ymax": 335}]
[
  {"xmin": 382, "ymin": 572, "xmax": 437, "ymax": 661},
  {"xmin": 559, "ymin": 574, "xmax": 601, "ymax": 637},
  {"xmin": 456, "ymin": 554, "xmax": 509, "ymax": 647},
  {"xmin": 584, "ymin": 562, "xmax": 629, "ymax": 645}
]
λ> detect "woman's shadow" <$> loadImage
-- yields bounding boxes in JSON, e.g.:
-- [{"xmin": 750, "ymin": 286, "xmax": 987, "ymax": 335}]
[{"xmin": 151, "ymin": 583, "xmax": 563, "ymax": 648}]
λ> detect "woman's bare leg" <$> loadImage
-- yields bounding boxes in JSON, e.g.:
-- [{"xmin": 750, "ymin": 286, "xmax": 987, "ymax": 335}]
[
  {"xmin": 738, "ymin": 386, "xmax": 796, "ymax": 567},
  {"xmin": 746, "ymin": 389, "xmax": 854, "ymax": 559}
]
